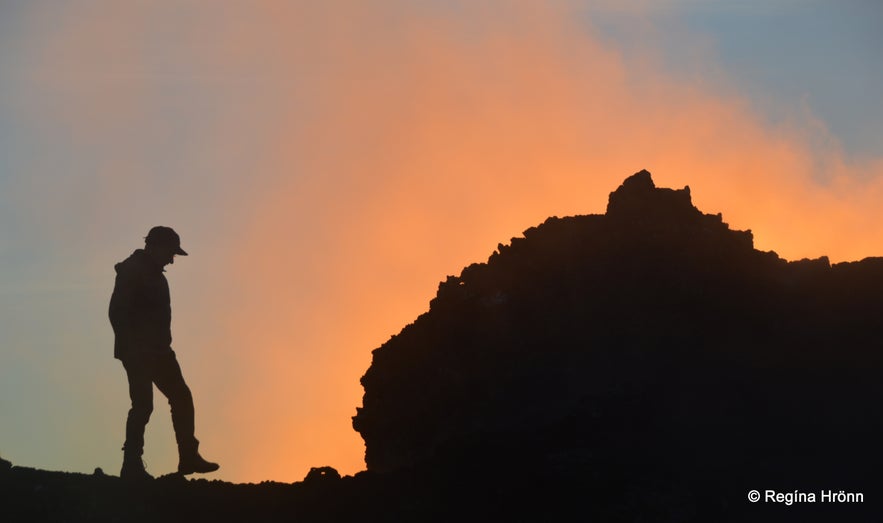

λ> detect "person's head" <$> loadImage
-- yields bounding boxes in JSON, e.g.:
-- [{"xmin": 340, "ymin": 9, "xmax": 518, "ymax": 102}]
[{"xmin": 144, "ymin": 226, "xmax": 188, "ymax": 267}]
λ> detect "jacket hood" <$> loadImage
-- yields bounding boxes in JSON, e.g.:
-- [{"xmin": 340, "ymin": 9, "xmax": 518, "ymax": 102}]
[{"xmin": 115, "ymin": 249, "xmax": 163, "ymax": 275}]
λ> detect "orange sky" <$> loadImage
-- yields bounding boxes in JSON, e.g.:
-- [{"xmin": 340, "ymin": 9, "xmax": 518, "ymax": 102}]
[{"xmin": 3, "ymin": 1, "xmax": 882, "ymax": 483}]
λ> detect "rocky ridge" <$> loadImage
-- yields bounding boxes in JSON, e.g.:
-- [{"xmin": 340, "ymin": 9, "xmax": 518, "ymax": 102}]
[{"xmin": 352, "ymin": 169, "xmax": 883, "ymax": 518}]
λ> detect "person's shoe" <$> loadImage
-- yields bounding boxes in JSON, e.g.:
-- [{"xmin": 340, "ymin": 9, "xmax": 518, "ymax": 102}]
[
  {"xmin": 120, "ymin": 454, "xmax": 154, "ymax": 482},
  {"xmin": 178, "ymin": 451, "xmax": 220, "ymax": 475}
]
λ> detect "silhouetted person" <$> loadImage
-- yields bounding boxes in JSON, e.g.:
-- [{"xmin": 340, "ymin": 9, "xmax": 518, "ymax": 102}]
[{"xmin": 109, "ymin": 226, "xmax": 219, "ymax": 481}]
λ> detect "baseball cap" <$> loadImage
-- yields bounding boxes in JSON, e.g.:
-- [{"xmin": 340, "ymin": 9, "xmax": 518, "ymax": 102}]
[{"xmin": 145, "ymin": 226, "xmax": 188, "ymax": 256}]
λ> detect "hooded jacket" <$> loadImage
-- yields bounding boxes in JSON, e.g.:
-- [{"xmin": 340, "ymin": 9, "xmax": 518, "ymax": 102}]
[{"xmin": 109, "ymin": 249, "xmax": 173, "ymax": 359}]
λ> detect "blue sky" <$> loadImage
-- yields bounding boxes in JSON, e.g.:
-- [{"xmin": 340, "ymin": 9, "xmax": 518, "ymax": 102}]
[{"xmin": 586, "ymin": 0, "xmax": 883, "ymax": 161}]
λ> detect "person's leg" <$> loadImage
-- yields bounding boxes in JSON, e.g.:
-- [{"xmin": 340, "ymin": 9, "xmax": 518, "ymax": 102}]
[
  {"xmin": 153, "ymin": 350, "xmax": 219, "ymax": 474},
  {"xmin": 152, "ymin": 350, "xmax": 197, "ymax": 453},
  {"xmin": 122, "ymin": 357, "xmax": 154, "ymax": 457},
  {"xmin": 120, "ymin": 356, "xmax": 155, "ymax": 479}
]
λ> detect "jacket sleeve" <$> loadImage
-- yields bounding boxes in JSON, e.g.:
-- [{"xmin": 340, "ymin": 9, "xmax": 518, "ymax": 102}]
[{"xmin": 109, "ymin": 268, "xmax": 142, "ymax": 356}]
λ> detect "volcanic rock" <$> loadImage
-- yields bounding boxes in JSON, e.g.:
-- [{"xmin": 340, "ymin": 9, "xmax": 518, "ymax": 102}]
[{"xmin": 353, "ymin": 169, "xmax": 883, "ymax": 508}]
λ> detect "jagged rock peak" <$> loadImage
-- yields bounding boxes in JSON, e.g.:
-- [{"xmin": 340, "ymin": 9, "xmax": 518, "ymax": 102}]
[
  {"xmin": 606, "ymin": 169, "xmax": 695, "ymax": 221},
  {"xmin": 619, "ymin": 168, "xmax": 656, "ymax": 190}
]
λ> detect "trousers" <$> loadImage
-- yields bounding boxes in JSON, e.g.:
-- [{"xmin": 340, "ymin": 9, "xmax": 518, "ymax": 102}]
[{"xmin": 121, "ymin": 349, "xmax": 198, "ymax": 457}]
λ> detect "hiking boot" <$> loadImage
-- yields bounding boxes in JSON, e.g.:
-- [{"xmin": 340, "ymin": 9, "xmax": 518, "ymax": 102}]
[
  {"xmin": 178, "ymin": 450, "xmax": 220, "ymax": 475},
  {"xmin": 120, "ymin": 454, "xmax": 154, "ymax": 482}
]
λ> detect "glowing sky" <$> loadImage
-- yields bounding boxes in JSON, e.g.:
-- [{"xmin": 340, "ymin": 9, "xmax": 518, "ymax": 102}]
[{"xmin": 1, "ymin": 1, "xmax": 881, "ymax": 483}]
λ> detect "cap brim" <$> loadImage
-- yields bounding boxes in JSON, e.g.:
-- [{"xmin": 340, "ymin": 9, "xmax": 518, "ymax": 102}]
[{"xmin": 175, "ymin": 247, "xmax": 189, "ymax": 256}]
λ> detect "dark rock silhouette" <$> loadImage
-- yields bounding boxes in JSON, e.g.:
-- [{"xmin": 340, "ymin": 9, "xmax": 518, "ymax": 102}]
[
  {"xmin": 352, "ymin": 169, "xmax": 883, "ymax": 519},
  {"xmin": 4, "ymin": 171, "xmax": 882, "ymax": 521}
]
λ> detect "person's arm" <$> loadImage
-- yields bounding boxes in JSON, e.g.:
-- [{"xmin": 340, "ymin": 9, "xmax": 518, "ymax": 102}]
[{"xmin": 109, "ymin": 268, "xmax": 141, "ymax": 353}]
